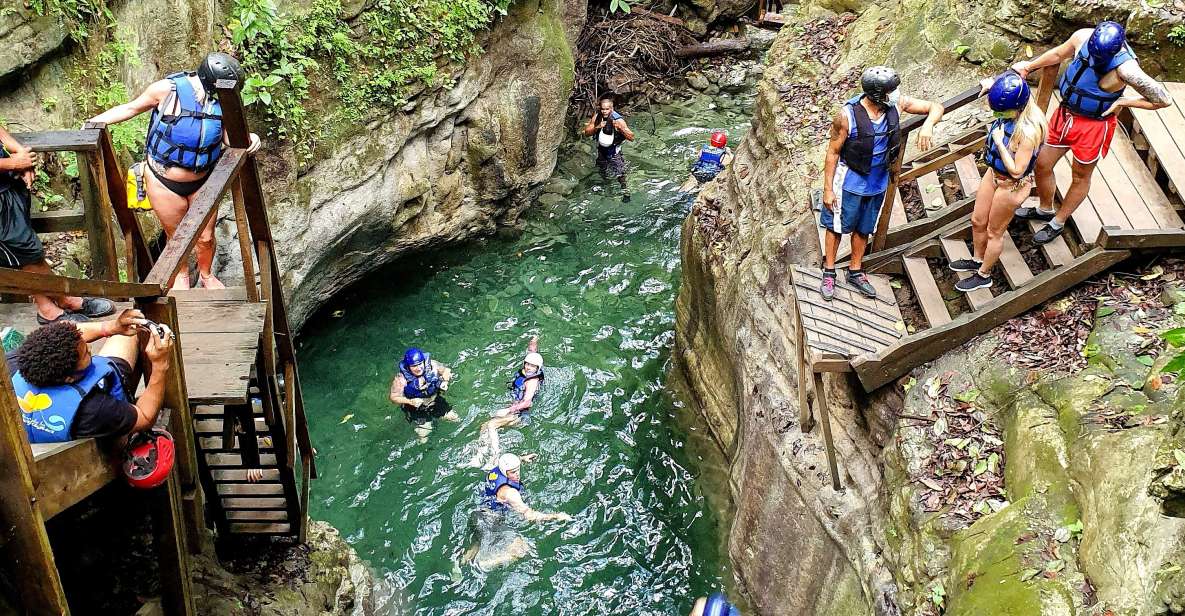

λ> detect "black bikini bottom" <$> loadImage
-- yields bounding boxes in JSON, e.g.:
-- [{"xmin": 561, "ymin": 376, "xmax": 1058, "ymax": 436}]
[{"xmin": 148, "ymin": 163, "xmax": 208, "ymax": 197}]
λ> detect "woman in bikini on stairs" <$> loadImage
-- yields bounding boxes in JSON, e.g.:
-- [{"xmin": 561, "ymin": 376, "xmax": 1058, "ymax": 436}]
[{"xmin": 89, "ymin": 52, "xmax": 261, "ymax": 290}]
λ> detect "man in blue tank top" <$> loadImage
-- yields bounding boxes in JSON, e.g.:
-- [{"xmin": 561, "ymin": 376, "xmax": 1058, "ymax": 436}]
[
  {"xmin": 1011, "ymin": 22, "xmax": 1171, "ymax": 244},
  {"xmin": 7, "ymin": 309, "xmax": 175, "ymax": 444},
  {"xmin": 820, "ymin": 66, "xmax": 944, "ymax": 299}
]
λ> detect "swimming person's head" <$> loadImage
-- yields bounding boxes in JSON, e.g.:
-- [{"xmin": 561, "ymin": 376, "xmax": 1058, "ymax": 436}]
[
  {"xmin": 523, "ymin": 352, "xmax": 544, "ymax": 376},
  {"xmin": 498, "ymin": 453, "xmax": 522, "ymax": 480},
  {"xmin": 403, "ymin": 347, "xmax": 427, "ymax": 376}
]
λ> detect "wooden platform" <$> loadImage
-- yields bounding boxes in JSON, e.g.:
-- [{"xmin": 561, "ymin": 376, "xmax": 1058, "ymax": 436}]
[{"xmin": 790, "ymin": 266, "xmax": 904, "ymax": 370}]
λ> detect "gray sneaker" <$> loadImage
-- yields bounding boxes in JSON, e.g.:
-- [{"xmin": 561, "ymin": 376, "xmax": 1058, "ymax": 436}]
[
  {"xmin": 820, "ymin": 272, "xmax": 837, "ymax": 300},
  {"xmin": 847, "ymin": 270, "xmax": 877, "ymax": 298}
]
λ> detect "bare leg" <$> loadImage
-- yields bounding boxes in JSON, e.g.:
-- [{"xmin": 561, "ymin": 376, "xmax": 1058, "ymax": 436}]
[
  {"xmin": 195, "ymin": 215, "xmax": 224, "ymax": 289},
  {"xmin": 823, "ymin": 230, "xmax": 841, "ymax": 269},
  {"xmin": 97, "ymin": 329, "xmax": 141, "ymax": 366},
  {"xmin": 145, "ymin": 171, "xmax": 192, "ymax": 290},
  {"xmin": 849, "ymin": 232, "xmax": 869, "ymax": 270},
  {"xmin": 1053, "ymin": 158, "xmax": 1097, "ymax": 226},
  {"xmin": 1033, "ymin": 145, "xmax": 1064, "ymax": 213},
  {"xmin": 980, "ymin": 183, "xmax": 1033, "ymax": 273},
  {"xmin": 970, "ymin": 171, "xmax": 996, "ymax": 261},
  {"xmin": 20, "ymin": 261, "xmax": 80, "ymax": 318}
]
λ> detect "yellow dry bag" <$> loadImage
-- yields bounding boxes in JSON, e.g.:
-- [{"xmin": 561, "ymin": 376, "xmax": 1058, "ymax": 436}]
[{"xmin": 125, "ymin": 162, "xmax": 152, "ymax": 210}]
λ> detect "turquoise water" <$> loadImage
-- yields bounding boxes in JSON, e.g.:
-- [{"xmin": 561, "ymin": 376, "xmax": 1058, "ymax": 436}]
[{"xmin": 297, "ymin": 90, "xmax": 753, "ymax": 615}]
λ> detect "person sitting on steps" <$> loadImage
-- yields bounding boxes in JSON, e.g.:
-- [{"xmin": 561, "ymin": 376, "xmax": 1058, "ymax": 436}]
[
  {"xmin": 8, "ymin": 309, "xmax": 174, "ymax": 444},
  {"xmin": 949, "ymin": 72, "xmax": 1048, "ymax": 293},
  {"xmin": 1011, "ymin": 21, "xmax": 1171, "ymax": 244},
  {"xmin": 0, "ymin": 124, "xmax": 116, "ymax": 324},
  {"xmin": 88, "ymin": 52, "xmax": 263, "ymax": 290},
  {"xmin": 820, "ymin": 66, "xmax": 944, "ymax": 300}
]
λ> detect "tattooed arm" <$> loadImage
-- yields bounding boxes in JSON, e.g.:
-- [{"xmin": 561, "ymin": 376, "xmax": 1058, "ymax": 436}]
[{"xmin": 1107, "ymin": 60, "xmax": 1173, "ymax": 115}]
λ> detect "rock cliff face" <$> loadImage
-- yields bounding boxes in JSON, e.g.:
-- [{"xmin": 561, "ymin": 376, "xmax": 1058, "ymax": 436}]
[
  {"xmin": 0, "ymin": 0, "xmax": 584, "ymax": 327},
  {"xmin": 674, "ymin": 1, "xmax": 1185, "ymax": 614}
]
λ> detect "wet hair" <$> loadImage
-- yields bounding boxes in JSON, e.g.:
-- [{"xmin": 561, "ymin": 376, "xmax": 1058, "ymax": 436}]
[{"xmin": 16, "ymin": 321, "xmax": 82, "ymax": 386}]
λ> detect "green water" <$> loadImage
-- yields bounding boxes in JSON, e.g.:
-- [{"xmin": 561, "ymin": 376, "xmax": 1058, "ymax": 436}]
[{"xmin": 297, "ymin": 89, "xmax": 753, "ymax": 615}]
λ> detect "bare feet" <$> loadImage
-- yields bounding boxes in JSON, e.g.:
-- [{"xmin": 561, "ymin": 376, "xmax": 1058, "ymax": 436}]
[
  {"xmin": 173, "ymin": 270, "xmax": 191, "ymax": 291},
  {"xmin": 246, "ymin": 468, "xmax": 264, "ymax": 482},
  {"xmin": 199, "ymin": 273, "xmax": 226, "ymax": 289}
]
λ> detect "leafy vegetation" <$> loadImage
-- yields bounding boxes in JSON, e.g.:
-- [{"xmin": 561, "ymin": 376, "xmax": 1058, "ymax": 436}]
[
  {"xmin": 608, "ymin": 0, "xmax": 631, "ymax": 14},
  {"xmin": 1170, "ymin": 24, "xmax": 1185, "ymax": 48},
  {"xmin": 228, "ymin": 0, "xmax": 510, "ymax": 160}
]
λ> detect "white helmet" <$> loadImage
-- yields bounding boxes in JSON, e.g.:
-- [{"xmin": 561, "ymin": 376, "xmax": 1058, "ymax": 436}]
[
  {"xmin": 498, "ymin": 453, "xmax": 521, "ymax": 472},
  {"xmin": 524, "ymin": 352, "xmax": 544, "ymax": 370}
]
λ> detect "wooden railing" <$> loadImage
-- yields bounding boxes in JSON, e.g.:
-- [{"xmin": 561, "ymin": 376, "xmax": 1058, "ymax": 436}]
[
  {"xmin": 869, "ymin": 65, "xmax": 1059, "ymax": 253},
  {"xmin": 0, "ymin": 75, "xmax": 316, "ymax": 615}
]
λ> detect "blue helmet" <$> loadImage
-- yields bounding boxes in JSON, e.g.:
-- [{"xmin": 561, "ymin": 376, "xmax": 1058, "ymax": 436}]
[
  {"xmin": 704, "ymin": 593, "xmax": 740, "ymax": 616},
  {"xmin": 1087, "ymin": 21, "xmax": 1126, "ymax": 66},
  {"xmin": 402, "ymin": 347, "xmax": 427, "ymax": 368},
  {"xmin": 988, "ymin": 71, "xmax": 1030, "ymax": 112}
]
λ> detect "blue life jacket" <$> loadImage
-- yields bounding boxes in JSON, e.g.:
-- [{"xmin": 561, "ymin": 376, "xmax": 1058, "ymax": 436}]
[
  {"xmin": 983, "ymin": 118, "xmax": 1040, "ymax": 179},
  {"xmin": 693, "ymin": 146, "xmax": 727, "ymax": 175},
  {"xmin": 1058, "ymin": 43, "xmax": 1136, "ymax": 119},
  {"xmin": 509, "ymin": 368, "xmax": 544, "ymax": 403},
  {"xmin": 399, "ymin": 354, "xmax": 441, "ymax": 399},
  {"xmin": 145, "ymin": 73, "xmax": 224, "ymax": 173},
  {"xmin": 13, "ymin": 356, "xmax": 127, "ymax": 444},
  {"xmin": 482, "ymin": 466, "xmax": 524, "ymax": 512}
]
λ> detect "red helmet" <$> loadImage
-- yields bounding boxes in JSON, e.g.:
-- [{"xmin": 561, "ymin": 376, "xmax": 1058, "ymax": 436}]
[
  {"xmin": 710, "ymin": 131, "xmax": 727, "ymax": 148},
  {"xmin": 123, "ymin": 428, "xmax": 176, "ymax": 489}
]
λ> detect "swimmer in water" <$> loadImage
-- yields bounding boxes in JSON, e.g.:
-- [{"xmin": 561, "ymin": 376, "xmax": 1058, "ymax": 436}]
[
  {"xmin": 461, "ymin": 336, "xmax": 543, "ymax": 468},
  {"xmin": 461, "ymin": 451, "xmax": 571, "ymax": 570},
  {"xmin": 689, "ymin": 592, "xmax": 741, "ymax": 616},
  {"xmin": 389, "ymin": 347, "xmax": 459, "ymax": 443}
]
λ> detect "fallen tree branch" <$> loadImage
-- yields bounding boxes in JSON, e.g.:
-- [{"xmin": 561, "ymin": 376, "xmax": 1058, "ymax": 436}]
[
  {"xmin": 675, "ymin": 38, "xmax": 751, "ymax": 59},
  {"xmin": 630, "ymin": 7, "xmax": 686, "ymax": 28}
]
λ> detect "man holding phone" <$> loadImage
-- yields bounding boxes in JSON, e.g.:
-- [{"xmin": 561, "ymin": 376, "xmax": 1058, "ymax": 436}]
[
  {"xmin": 582, "ymin": 97, "xmax": 635, "ymax": 202},
  {"xmin": 8, "ymin": 308, "xmax": 175, "ymax": 443}
]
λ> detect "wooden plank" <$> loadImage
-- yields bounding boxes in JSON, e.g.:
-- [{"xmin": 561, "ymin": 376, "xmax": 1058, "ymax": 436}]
[
  {"xmin": 881, "ymin": 196, "xmax": 975, "ymax": 251},
  {"xmin": 205, "ymin": 453, "xmax": 278, "ymax": 467},
  {"xmin": 216, "ymin": 483, "xmax": 284, "ymax": 496},
  {"xmin": 939, "ymin": 237, "xmax": 993, "ymax": 309},
  {"xmin": 902, "ymin": 256, "xmax": 952, "ymax": 327},
  {"xmin": 231, "ymin": 179, "xmax": 260, "ymax": 302},
  {"xmin": 1130, "ymin": 104, "xmax": 1185, "ymax": 198},
  {"xmin": 1152, "ymin": 84, "xmax": 1185, "ymax": 165},
  {"xmin": 228, "ymin": 522, "xmax": 291, "ymax": 534},
  {"xmin": 916, "ymin": 171, "xmax": 945, "ymax": 210},
  {"xmin": 890, "ymin": 190, "xmax": 908, "ymax": 227},
  {"xmin": 222, "ymin": 497, "xmax": 288, "ymax": 510},
  {"xmin": 174, "ymin": 303, "xmax": 265, "ymax": 334},
  {"xmin": 30, "ymin": 209, "xmax": 85, "ymax": 233},
  {"xmin": 853, "ymin": 248, "xmax": 1130, "ymax": 390},
  {"xmin": 0, "ymin": 260, "xmax": 164, "ymax": 299},
  {"xmin": 1051, "ymin": 155, "xmax": 1103, "ymax": 245},
  {"xmin": 195, "ymin": 418, "xmax": 268, "ymax": 435},
  {"xmin": 900, "ymin": 135, "xmax": 986, "ymax": 183},
  {"xmin": 792, "ymin": 294, "xmax": 815, "ymax": 433},
  {"xmin": 153, "ymin": 476, "xmax": 195, "ymax": 616},
  {"xmin": 169, "ymin": 287, "xmax": 248, "ymax": 302},
  {"xmin": 78, "ymin": 149, "xmax": 121, "ymax": 281},
  {"xmin": 32, "ymin": 439, "xmax": 119, "ymax": 519},
  {"xmin": 1029, "ymin": 218, "xmax": 1074, "ymax": 267},
  {"xmin": 1098, "ymin": 227, "xmax": 1185, "ymax": 249},
  {"xmin": 812, "ymin": 372, "xmax": 842, "ymax": 492},
  {"xmin": 213, "ymin": 468, "xmax": 281, "ymax": 482},
  {"xmin": 900, "ymin": 85, "xmax": 983, "ymax": 134},
  {"xmin": 226, "ymin": 510, "xmax": 288, "ymax": 521},
  {"xmin": 997, "ymin": 234, "xmax": 1035, "ymax": 288},
  {"xmin": 298, "ymin": 455, "xmax": 311, "ymax": 543},
  {"xmin": 0, "ymin": 353, "xmax": 69, "ymax": 614},
  {"xmin": 1093, "ymin": 133, "xmax": 1158, "ymax": 229},
  {"xmin": 1108, "ymin": 126, "xmax": 1182, "ymax": 229},
  {"xmin": 141, "ymin": 299, "xmax": 198, "ymax": 491},
  {"xmin": 954, "ymin": 156, "xmax": 981, "ymax": 196},
  {"xmin": 11, "ymin": 129, "xmax": 101, "ymax": 152},
  {"xmin": 144, "ymin": 149, "xmax": 248, "ymax": 286}
]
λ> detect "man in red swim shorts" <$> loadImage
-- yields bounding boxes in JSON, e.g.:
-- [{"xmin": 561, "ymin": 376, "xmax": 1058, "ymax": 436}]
[{"xmin": 1011, "ymin": 21, "xmax": 1171, "ymax": 245}]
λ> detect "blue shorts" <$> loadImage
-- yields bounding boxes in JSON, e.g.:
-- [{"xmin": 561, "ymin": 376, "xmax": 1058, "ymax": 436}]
[{"xmin": 819, "ymin": 190, "xmax": 886, "ymax": 236}]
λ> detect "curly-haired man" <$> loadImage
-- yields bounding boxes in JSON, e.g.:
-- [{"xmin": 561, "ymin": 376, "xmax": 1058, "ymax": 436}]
[{"xmin": 8, "ymin": 308, "xmax": 174, "ymax": 443}]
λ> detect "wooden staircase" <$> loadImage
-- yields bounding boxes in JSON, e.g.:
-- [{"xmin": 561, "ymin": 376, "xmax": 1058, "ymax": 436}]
[{"xmin": 796, "ymin": 70, "xmax": 1185, "ymax": 491}]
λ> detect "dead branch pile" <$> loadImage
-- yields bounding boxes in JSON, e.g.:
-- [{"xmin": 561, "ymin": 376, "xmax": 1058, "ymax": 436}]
[{"xmin": 571, "ymin": 12, "xmax": 697, "ymax": 112}]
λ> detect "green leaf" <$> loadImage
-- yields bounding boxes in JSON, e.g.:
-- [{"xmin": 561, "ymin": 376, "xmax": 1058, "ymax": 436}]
[
  {"xmin": 1137, "ymin": 355, "xmax": 1156, "ymax": 367},
  {"xmin": 987, "ymin": 452, "xmax": 1000, "ymax": 474},
  {"xmin": 903, "ymin": 377, "xmax": 917, "ymax": 392},
  {"xmin": 1163, "ymin": 352, "xmax": 1185, "ymax": 374},
  {"xmin": 973, "ymin": 459, "xmax": 989, "ymax": 476},
  {"xmin": 259, "ymin": 91, "xmax": 273, "ymax": 105},
  {"xmin": 1096, "ymin": 306, "xmax": 1116, "ymax": 318},
  {"xmin": 241, "ymin": 90, "xmax": 257, "ymax": 105},
  {"xmin": 1067, "ymin": 519, "xmax": 1084, "ymax": 533},
  {"xmin": 1162, "ymin": 327, "xmax": 1185, "ymax": 347},
  {"xmin": 1044, "ymin": 559, "xmax": 1065, "ymax": 573},
  {"xmin": 953, "ymin": 44, "xmax": 971, "ymax": 55},
  {"xmin": 1173, "ymin": 449, "xmax": 1185, "ymax": 468},
  {"xmin": 263, "ymin": 74, "xmax": 282, "ymax": 87},
  {"xmin": 953, "ymin": 388, "xmax": 980, "ymax": 403}
]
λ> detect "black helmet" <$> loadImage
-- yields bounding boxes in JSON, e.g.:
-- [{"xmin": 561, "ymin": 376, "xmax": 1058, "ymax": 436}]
[
  {"xmin": 196, "ymin": 52, "xmax": 242, "ymax": 93},
  {"xmin": 861, "ymin": 66, "xmax": 901, "ymax": 105}
]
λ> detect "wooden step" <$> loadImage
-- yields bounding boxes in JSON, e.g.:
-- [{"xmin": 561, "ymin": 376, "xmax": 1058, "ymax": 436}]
[
  {"xmin": 215, "ymin": 483, "xmax": 285, "ymax": 496},
  {"xmin": 901, "ymin": 257, "xmax": 952, "ymax": 327},
  {"xmin": 198, "ymin": 436, "xmax": 275, "ymax": 452},
  {"xmin": 225, "ymin": 510, "xmax": 288, "ymax": 521},
  {"xmin": 940, "ymin": 237, "xmax": 993, "ymax": 310},
  {"xmin": 205, "ymin": 453, "xmax": 278, "ymax": 467},
  {"xmin": 169, "ymin": 287, "xmax": 248, "ymax": 302},
  {"xmin": 917, "ymin": 171, "xmax": 945, "ymax": 210},
  {"xmin": 228, "ymin": 522, "xmax": 292, "ymax": 535},
  {"xmin": 954, "ymin": 156, "xmax": 982, "ymax": 196},
  {"xmin": 997, "ymin": 234, "xmax": 1034, "ymax": 288},
  {"xmin": 194, "ymin": 417, "xmax": 269, "ymax": 435},
  {"xmin": 222, "ymin": 497, "xmax": 289, "ymax": 510},
  {"xmin": 1027, "ymin": 218, "xmax": 1074, "ymax": 267}
]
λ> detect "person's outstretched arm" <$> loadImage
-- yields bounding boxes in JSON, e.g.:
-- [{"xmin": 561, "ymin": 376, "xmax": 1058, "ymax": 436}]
[
  {"xmin": 389, "ymin": 375, "xmax": 420, "ymax": 407},
  {"xmin": 899, "ymin": 95, "xmax": 943, "ymax": 151},
  {"xmin": 1011, "ymin": 29, "xmax": 1088, "ymax": 77},
  {"xmin": 614, "ymin": 117, "xmax": 635, "ymax": 142},
  {"xmin": 88, "ymin": 80, "xmax": 171, "ymax": 125},
  {"xmin": 505, "ymin": 488, "xmax": 571, "ymax": 522}
]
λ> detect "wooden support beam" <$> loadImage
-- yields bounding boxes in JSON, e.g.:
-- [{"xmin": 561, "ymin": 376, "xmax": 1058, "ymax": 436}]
[
  {"xmin": 0, "ymin": 353, "xmax": 70, "ymax": 615},
  {"xmin": 32, "ymin": 440, "xmax": 119, "ymax": 519},
  {"xmin": 794, "ymin": 298, "xmax": 814, "ymax": 433},
  {"xmin": 1098, "ymin": 226, "xmax": 1185, "ymax": 250},
  {"xmin": 853, "ymin": 248, "xmax": 1130, "ymax": 390},
  {"xmin": 144, "ymin": 149, "xmax": 247, "ymax": 286},
  {"xmin": 812, "ymin": 372, "xmax": 843, "ymax": 492},
  {"xmin": 900, "ymin": 136, "xmax": 987, "ymax": 184},
  {"xmin": 77, "ymin": 150, "xmax": 120, "ymax": 282},
  {"xmin": 230, "ymin": 180, "xmax": 259, "ymax": 302},
  {"xmin": 88, "ymin": 125, "xmax": 154, "ymax": 280},
  {"xmin": 0, "ymin": 267, "xmax": 164, "ymax": 299},
  {"xmin": 881, "ymin": 195, "xmax": 975, "ymax": 250},
  {"xmin": 139, "ymin": 299, "xmax": 198, "ymax": 490},
  {"xmin": 30, "ymin": 209, "xmax": 86, "ymax": 233},
  {"xmin": 152, "ymin": 476, "xmax": 195, "ymax": 616},
  {"xmin": 11, "ymin": 130, "xmax": 101, "ymax": 152}
]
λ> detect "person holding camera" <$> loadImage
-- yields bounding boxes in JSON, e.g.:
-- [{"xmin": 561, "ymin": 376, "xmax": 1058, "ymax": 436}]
[
  {"xmin": 8, "ymin": 308, "xmax": 175, "ymax": 443},
  {"xmin": 389, "ymin": 347, "xmax": 459, "ymax": 442},
  {"xmin": 582, "ymin": 96, "xmax": 635, "ymax": 202}
]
